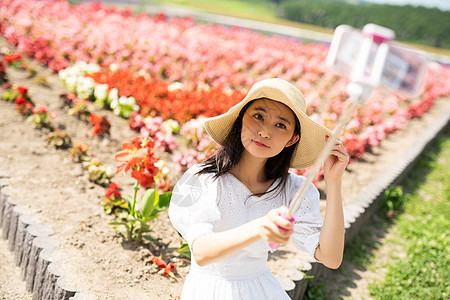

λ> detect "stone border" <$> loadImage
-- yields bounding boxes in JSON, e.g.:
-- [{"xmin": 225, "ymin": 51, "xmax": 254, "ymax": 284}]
[
  {"xmin": 286, "ymin": 105, "xmax": 450, "ymax": 299},
  {"xmin": 0, "ymin": 179, "xmax": 79, "ymax": 300}
]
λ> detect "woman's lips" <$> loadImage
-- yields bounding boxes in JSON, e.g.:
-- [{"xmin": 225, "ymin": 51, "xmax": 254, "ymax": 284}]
[{"xmin": 253, "ymin": 140, "xmax": 269, "ymax": 148}]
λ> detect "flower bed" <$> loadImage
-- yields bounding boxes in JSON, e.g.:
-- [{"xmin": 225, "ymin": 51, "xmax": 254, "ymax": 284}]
[{"xmin": 2, "ymin": 0, "xmax": 449, "ymax": 179}]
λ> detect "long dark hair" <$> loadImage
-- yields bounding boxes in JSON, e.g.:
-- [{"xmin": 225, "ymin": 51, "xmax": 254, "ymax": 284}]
[{"xmin": 197, "ymin": 99, "xmax": 301, "ymax": 197}]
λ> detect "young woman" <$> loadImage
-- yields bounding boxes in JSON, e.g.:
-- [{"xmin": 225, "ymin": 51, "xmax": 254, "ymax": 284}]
[{"xmin": 169, "ymin": 78, "xmax": 349, "ymax": 299}]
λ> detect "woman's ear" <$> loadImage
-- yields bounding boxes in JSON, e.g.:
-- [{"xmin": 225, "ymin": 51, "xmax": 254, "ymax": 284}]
[{"xmin": 286, "ymin": 134, "xmax": 300, "ymax": 147}]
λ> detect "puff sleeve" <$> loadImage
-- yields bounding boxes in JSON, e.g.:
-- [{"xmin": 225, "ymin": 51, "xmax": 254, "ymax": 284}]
[
  {"xmin": 168, "ymin": 164, "xmax": 222, "ymax": 249},
  {"xmin": 286, "ymin": 173, "xmax": 324, "ymax": 261}
]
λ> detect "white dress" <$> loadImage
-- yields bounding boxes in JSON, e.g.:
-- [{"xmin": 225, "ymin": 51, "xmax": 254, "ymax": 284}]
[{"xmin": 169, "ymin": 163, "xmax": 323, "ymax": 300}]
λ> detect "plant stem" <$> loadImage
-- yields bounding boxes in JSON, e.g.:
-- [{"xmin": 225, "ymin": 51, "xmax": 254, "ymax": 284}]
[
  {"xmin": 131, "ymin": 179, "xmax": 139, "ymax": 218},
  {"xmin": 135, "ymin": 221, "xmax": 144, "ymax": 243}
]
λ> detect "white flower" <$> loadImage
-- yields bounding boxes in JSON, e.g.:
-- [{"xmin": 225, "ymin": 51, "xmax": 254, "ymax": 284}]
[
  {"xmin": 162, "ymin": 166, "xmax": 170, "ymax": 175},
  {"xmin": 108, "ymin": 88, "xmax": 119, "ymax": 103},
  {"xmin": 138, "ymin": 69, "xmax": 147, "ymax": 77},
  {"xmin": 110, "ymin": 98, "xmax": 119, "ymax": 109},
  {"xmin": 94, "ymin": 84, "xmax": 109, "ymax": 102},
  {"xmin": 155, "ymin": 160, "xmax": 170, "ymax": 175},
  {"xmin": 105, "ymin": 167, "xmax": 112, "ymax": 177},
  {"xmin": 109, "ymin": 63, "xmax": 118, "ymax": 72},
  {"xmin": 168, "ymin": 81, "xmax": 183, "ymax": 92},
  {"xmin": 118, "ymin": 96, "xmax": 129, "ymax": 105},
  {"xmin": 76, "ymin": 77, "xmax": 95, "ymax": 100},
  {"xmin": 162, "ymin": 119, "xmax": 180, "ymax": 134},
  {"xmin": 64, "ymin": 76, "xmax": 78, "ymax": 93},
  {"xmin": 58, "ymin": 68, "xmax": 69, "ymax": 82},
  {"xmin": 84, "ymin": 62, "xmax": 100, "ymax": 75}
]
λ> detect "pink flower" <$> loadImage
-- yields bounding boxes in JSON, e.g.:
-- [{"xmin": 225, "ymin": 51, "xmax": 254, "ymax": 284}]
[
  {"xmin": 33, "ymin": 104, "xmax": 48, "ymax": 114},
  {"xmin": 49, "ymin": 111, "xmax": 57, "ymax": 119}
]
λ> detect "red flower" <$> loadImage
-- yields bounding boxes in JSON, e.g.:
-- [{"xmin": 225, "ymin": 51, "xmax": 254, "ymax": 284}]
[
  {"xmin": 17, "ymin": 86, "xmax": 28, "ymax": 95},
  {"xmin": 115, "ymin": 147, "xmax": 148, "ymax": 175},
  {"xmin": 89, "ymin": 113, "xmax": 101, "ymax": 124},
  {"xmin": 14, "ymin": 96, "xmax": 27, "ymax": 105},
  {"xmin": 33, "ymin": 104, "xmax": 48, "ymax": 114},
  {"xmin": 89, "ymin": 114, "xmax": 111, "ymax": 136},
  {"xmin": 152, "ymin": 255, "xmax": 176, "ymax": 278},
  {"xmin": 157, "ymin": 263, "xmax": 176, "ymax": 278},
  {"xmin": 67, "ymin": 93, "xmax": 77, "ymax": 100},
  {"xmin": 3, "ymin": 53, "xmax": 22, "ymax": 64},
  {"xmin": 105, "ymin": 182, "xmax": 121, "ymax": 199},
  {"xmin": 131, "ymin": 169, "xmax": 154, "ymax": 188},
  {"xmin": 114, "ymin": 136, "xmax": 159, "ymax": 188},
  {"xmin": 1, "ymin": 82, "xmax": 12, "ymax": 89}
]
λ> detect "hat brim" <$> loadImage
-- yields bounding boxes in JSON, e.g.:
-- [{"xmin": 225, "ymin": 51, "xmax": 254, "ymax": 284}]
[{"xmin": 203, "ymin": 79, "xmax": 332, "ymax": 169}]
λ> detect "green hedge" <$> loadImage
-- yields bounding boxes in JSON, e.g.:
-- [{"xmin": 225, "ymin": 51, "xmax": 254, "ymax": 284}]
[{"xmin": 278, "ymin": 0, "xmax": 450, "ymax": 48}]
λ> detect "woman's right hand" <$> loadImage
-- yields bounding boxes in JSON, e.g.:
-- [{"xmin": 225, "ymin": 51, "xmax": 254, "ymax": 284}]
[{"xmin": 256, "ymin": 206, "xmax": 294, "ymax": 244}]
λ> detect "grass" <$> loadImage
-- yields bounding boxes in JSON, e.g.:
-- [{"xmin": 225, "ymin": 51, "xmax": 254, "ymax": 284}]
[
  {"xmin": 142, "ymin": 0, "xmax": 335, "ymax": 34},
  {"xmin": 305, "ymin": 126, "xmax": 450, "ymax": 299},
  {"xmin": 368, "ymin": 127, "xmax": 450, "ymax": 299}
]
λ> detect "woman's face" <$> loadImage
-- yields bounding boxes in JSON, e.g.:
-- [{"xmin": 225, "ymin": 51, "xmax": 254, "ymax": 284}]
[{"xmin": 241, "ymin": 98, "xmax": 299, "ymax": 160}]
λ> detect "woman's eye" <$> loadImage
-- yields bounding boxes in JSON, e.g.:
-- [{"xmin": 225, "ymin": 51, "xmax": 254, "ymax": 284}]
[
  {"xmin": 276, "ymin": 123, "xmax": 287, "ymax": 129},
  {"xmin": 253, "ymin": 113, "xmax": 263, "ymax": 120}
]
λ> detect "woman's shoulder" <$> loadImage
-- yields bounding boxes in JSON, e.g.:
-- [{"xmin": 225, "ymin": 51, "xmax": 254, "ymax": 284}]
[
  {"xmin": 286, "ymin": 171, "xmax": 319, "ymax": 196},
  {"xmin": 287, "ymin": 171, "xmax": 306, "ymax": 186},
  {"xmin": 174, "ymin": 163, "xmax": 215, "ymax": 188}
]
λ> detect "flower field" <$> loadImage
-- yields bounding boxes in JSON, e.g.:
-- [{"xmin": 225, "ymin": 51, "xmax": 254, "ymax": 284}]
[
  {"xmin": 1, "ymin": 0, "xmax": 450, "ymax": 298},
  {"xmin": 2, "ymin": 0, "xmax": 450, "ymax": 176}
]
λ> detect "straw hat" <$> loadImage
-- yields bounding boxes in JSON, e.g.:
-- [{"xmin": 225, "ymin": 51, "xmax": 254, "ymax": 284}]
[{"xmin": 203, "ymin": 78, "xmax": 333, "ymax": 169}]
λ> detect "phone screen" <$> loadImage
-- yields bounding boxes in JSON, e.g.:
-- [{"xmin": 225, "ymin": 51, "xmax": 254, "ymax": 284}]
[{"xmin": 380, "ymin": 44, "xmax": 427, "ymax": 97}]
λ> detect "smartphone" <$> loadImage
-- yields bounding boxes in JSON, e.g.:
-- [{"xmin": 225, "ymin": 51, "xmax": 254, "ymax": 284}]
[{"xmin": 326, "ymin": 24, "xmax": 427, "ymax": 97}]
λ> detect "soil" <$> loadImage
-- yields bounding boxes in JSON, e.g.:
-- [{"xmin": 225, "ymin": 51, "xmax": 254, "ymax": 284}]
[{"xmin": 0, "ymin": 34, "xmax": 449, "ymax": 300}]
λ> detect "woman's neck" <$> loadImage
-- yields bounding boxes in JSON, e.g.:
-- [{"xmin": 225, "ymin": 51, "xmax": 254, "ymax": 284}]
[{"xmin": 230, "ymin": 151, "xmax": 274, "ymax": 195}]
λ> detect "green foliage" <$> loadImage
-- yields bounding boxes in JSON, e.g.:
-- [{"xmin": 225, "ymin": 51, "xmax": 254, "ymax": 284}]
[
  {"xmin": 279, "ymin": 0, "xmax": 450, "ymax": 48},
  {"xmin": 109, "ymin": 184, "xmax": 171, "ymax": 243},
  {"xmin": 304, "ymin": 281, "xmax": 332, "ymax": 300},
  {"xmin": 380, "ymin": 185, "xmax": 408, "ymax": 218},
  {"xmin": 103, "ymin": 195, "xmax": 129, "ymax": 218},
  {"xmin": 46, "ymin": 130, "xmax": 73, "ymax": 149},
  {"xmin": 27, "ymin": 111, "xmax": 55, "ymax": 131},
  {"xmin": 83, "ymin": 158, "xmax": 112, "ymax": 186},
  {"xmin": 369, "ymin": 132, "xmax": 450, "ymax": 299},
  {"xmin": 176, "ymin": 232, "xmax": 191, "ymax": 260},
  {"xmin": 177, "ymin": 242, "xmax": 191, "ymax": 260}
]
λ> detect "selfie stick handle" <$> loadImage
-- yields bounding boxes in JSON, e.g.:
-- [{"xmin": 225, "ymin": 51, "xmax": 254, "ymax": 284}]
[{"xmin": 288, "ymin": 98, "xmax": 360, "ymax": 217}]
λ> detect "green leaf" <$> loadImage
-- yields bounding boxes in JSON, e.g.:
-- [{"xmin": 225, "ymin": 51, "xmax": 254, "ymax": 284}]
[
  {"xmin": 143, "ymin": 235, "xmax": 156, "ymax": 242},
  {"xmin": 108, "ymin": 221, "xmax": 127, "ymax": 226},
  {"xmin": 177, "ymin": 243, "xmax": 191, "ymax": 260},
  {"xmin": 155, "ymin": 192, "xmax": 171, "ymax": 212},
  {"xmin": 141, "ymin": 188, "xmax": 158, "ymax": 219},
  {"xmin": 124, "ymin": 195, "xmax": 133, "ymax": 213},
  {"xmin": 145, "ymin": 214, "xmax": 159, "ymax": 222}
]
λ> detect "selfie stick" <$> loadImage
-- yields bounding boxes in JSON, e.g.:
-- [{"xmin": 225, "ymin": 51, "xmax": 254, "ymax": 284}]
[{"xmin": 270, "ymin": 24, "xmax": 405, "ymax": 250}]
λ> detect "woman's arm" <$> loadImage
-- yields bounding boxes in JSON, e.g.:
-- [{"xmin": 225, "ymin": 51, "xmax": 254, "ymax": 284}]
[
  {"xmin": 314, "ymin": 140, "xmax": 349, "ymax": 269},
  {"xmin": 192, "ymin": 206, "xmax": 294, "ymax": 266}
]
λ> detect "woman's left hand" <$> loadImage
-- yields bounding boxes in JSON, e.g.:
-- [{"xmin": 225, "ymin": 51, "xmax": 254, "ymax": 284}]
[{"xmin": 323, "ymin": 138, "xmax": 349, "ymax": 184}]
